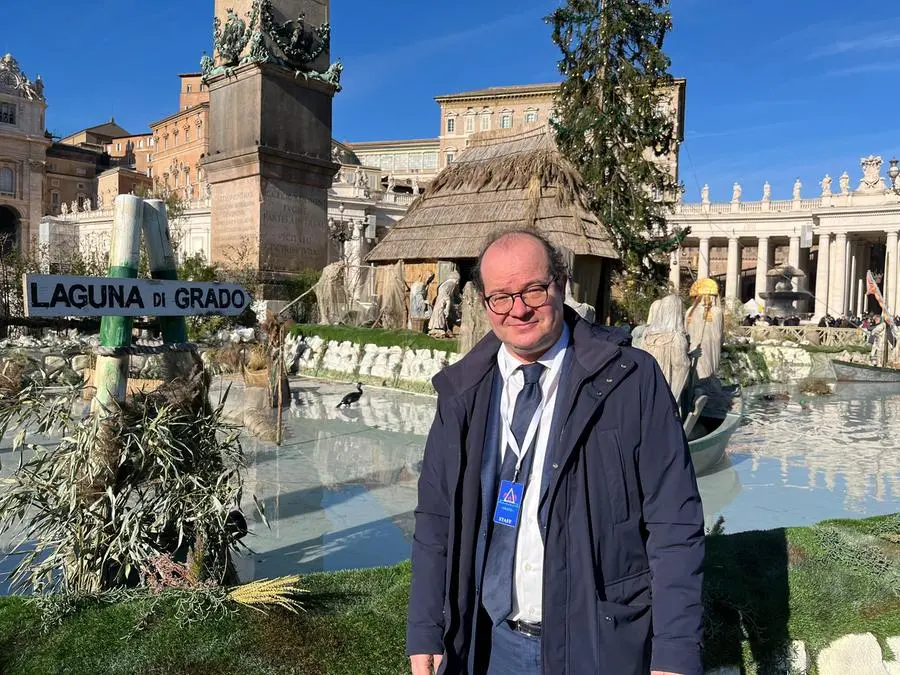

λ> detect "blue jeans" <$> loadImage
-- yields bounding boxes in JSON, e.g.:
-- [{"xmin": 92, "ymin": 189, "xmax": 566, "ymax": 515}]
[{"xmin": 486, "ymin": 622, "xmax": 541, "ymax": 675}]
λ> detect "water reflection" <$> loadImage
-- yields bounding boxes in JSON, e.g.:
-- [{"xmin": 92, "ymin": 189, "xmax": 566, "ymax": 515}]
[
  {"xmin": 233, "ymin": 380, "xmax": 432, "ymax": 581},
  {"xmin": 712, "ymin": 383, "xmax": 900, "ymax": 532}
]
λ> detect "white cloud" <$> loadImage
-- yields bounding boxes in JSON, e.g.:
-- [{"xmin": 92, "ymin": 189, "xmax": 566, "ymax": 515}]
[{"xmin": 825, "ymin": 61, "xmax": 900, "ymax": 77}]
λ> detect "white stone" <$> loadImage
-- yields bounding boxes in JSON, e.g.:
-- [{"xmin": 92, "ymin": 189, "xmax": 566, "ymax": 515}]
[
  {"xmin": 756, "ymin": 345, "xmax": 813, "ymax": 382},
  {"xmin": 230, "ymin": 328, "xmax": 255, "ymax": 343},
  {"xmin": 298, "ymin": 335, "xmax": 326, "ymax": 371},
  {"xmin": 817, "ymin": 633, "xmax": 888, "ymax": 675},
  {"xmin": 71, "ymin": 354, "xmax": 91, "ymax": 372},
  {"xmin": 43, "ymin": 355, "xmax": 67, "ymax": 373},
  {"xmin": 130, "ymin": 355, "xmax": 147, "ymax": 374},
  {"xmin": 357, "ymin": 344, "xmax": 381, "ymax": 378},
  {"xmin": 319, "ymin": 340, "xmax": 343, "ymax": 372},
  {"xmin": 789, "ymin": 639, "xmax": 809, "ymax": 674},
  {"xmin": 885, "ymin": 636, "xmax": 900, "ymax": 674},
  {"xmin": 282, "ymin": 332, "xmax": 307, "ymax": 371}
]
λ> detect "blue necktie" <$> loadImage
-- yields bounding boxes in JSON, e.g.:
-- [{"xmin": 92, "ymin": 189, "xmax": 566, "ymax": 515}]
[{"xmin": 482, "ymin": 362, "xmax": 545, "ymax": 625}]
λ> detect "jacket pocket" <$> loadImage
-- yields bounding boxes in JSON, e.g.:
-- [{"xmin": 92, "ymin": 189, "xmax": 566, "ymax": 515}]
[
  {"xmin": 589, "ymin": 428, "xmax": 630, "ymax": 524},
  {"xmin": 597, "ymin": 599, "xmax": 652, "ymax": 675},
  {"xmin": 603, "ymin": 568, "xmax": 651, "ymax": 605}
]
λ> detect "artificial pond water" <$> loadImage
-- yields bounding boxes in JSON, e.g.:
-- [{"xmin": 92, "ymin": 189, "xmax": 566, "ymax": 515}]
[
  {"xmin": 231, "ymin": 377, "xmax": 900, "ymax": 581},
  {"xmin": 0, "ymin": 377, "xmax": 896, "ymax": 585}
]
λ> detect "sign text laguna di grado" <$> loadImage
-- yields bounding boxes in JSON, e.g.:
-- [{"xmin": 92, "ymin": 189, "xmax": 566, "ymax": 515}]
[{"xmin": 24, "ymin": 274, "xmax": 251, "ymax": 318}]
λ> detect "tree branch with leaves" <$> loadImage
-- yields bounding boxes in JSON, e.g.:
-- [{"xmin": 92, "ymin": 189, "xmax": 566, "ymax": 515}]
[{"xmin": 549, "ymin": 0, "xmax": 687, "ymax": 294}]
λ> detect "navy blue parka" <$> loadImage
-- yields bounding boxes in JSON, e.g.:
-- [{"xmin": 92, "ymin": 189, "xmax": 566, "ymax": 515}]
[{"xmin": 407, "ymin": 309, "xmax": 705, "ymax": 675}]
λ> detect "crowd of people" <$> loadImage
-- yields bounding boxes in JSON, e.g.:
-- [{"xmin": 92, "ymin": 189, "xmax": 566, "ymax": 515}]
[
  {"xmin": 741, "ymin": 314, "xmax": 802, "ymax": 326},
  {"xmin": 738, "ymin": 312, "xmax": 900, "ymax": 330},
  {"xmin": 816, "ymin": 314, "xmax": 880, "ymax": 329}
]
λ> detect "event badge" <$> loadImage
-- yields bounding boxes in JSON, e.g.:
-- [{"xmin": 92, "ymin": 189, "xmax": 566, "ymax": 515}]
[{"xmin": 493, "ymin": 480, "xmax": 524, "ymax": 528}]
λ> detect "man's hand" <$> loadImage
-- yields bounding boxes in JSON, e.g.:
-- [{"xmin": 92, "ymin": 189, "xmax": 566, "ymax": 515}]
[{"xmin": 410, "ymin": 653, "xmax": 443, "ymax": 674}]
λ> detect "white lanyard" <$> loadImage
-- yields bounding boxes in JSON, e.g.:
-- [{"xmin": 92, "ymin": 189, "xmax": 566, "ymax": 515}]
[{"xmin": 500, "ymin": 364, "xmax": 562, "ymax": 482}]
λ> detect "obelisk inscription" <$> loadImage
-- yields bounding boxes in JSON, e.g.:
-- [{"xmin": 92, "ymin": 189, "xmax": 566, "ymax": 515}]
[{"xmin": 203, "ymin": 0, "xmax": 339, "ymax": 290}]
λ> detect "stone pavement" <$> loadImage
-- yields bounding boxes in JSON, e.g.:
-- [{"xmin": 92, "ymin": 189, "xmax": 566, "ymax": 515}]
[{"xmin": 706, "ymin": 633, "xmax": 900, "ymax": 674}]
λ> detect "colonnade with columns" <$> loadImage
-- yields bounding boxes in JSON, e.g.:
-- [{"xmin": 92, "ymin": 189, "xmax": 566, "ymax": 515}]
[
  {"xmin": 670, "ymin": 234, "xmax": 811, "ymax": 313},
  {"xmin": 814, "ymin": 231, "xmax": 899, "ymax": 318},
  {"xmin": 669, "ymin": 230, "xmax": 900, "ymax": 319}
]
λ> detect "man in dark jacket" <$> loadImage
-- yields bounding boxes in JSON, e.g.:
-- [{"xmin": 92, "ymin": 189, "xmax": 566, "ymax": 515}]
[{"xmin": 408, "ymin": 231, "xmax": 705, "ymax": 675}]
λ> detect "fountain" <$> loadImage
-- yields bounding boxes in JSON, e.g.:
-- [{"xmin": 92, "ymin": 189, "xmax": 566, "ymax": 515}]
[{"xmin": 759, "ymin": 264, "xmax": 815, "ymax": 318}]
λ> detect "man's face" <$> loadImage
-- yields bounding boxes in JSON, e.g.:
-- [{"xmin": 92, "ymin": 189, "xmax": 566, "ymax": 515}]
[{"xmin": 479, "ymin": 234, "xmax": 566, "ymax": 362}]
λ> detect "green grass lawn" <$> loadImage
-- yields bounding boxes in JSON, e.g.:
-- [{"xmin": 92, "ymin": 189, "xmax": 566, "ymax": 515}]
[
  {"xmin": 0, "ymin": 515, "xmax": 897, "ymax": 674},
  {"xmin": 291, "ymin": 323, "xmax": 459, "ymax": 353}
]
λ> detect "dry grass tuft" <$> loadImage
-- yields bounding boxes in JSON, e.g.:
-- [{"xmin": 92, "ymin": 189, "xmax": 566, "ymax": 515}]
[{"xmin": 227, "ymin": 576, "xmax": 306, "ymax": 614}]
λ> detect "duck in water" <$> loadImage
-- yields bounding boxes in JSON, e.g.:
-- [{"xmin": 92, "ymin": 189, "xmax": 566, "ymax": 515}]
[{"xmin": 337, "ymin": 382, "xmax": 363, "ymax": 408}]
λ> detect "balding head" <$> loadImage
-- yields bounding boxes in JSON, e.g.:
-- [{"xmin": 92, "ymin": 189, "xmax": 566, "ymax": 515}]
[
  {"xmin": 473, "ymin": 230, "xmax": 567, "ymax": 295},
  {"xmin": 475, "ymin": 229, "xmax": 568, "ymax": 363}
]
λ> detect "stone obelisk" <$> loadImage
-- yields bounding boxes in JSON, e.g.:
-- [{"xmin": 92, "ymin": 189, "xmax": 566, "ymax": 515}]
[{"xmin": 202, "ymin": 0, "xmax": 339, "ymax": 300}]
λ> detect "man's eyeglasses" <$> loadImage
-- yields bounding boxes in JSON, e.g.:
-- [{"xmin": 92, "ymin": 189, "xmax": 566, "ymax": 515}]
[{"xmin": 484, "ymin": 278, "xmax": 556, "ymax": 315}]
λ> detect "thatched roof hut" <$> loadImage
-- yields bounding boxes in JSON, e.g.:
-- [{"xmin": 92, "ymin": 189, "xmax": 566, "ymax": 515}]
[
  {"xmin": 365, "ymin": 125, "xmax": 617, "ymax": 315},
  {"xmin": 367, "ymin": 125, "xmax": 616, "ymax": 262}
]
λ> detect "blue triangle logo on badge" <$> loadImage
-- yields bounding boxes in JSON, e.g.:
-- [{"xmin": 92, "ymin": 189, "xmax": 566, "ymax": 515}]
[{"xmin": 502, "ymin": 487, "xmax": 518, "ymax": 504}]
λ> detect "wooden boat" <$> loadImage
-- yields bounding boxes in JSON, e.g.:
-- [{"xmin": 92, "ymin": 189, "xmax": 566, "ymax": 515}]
[
  {"xmin": 687, "ymin": 410, "xmax": 743, "ymax": 476},
  {"xmin": 832, "ymin": 359, "xmax": 900, "ymax": 383}
]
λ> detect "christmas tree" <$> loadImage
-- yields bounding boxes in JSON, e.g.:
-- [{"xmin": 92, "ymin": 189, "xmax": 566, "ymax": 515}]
[{"xmin": 549, "ymin": 0, "xmax": 686, "ymax": 296}]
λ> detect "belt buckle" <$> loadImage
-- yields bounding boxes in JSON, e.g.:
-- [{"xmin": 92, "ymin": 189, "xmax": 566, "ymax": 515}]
[{"xmin": 509, "ymin": 619, "xmax": 542, "ymax": 637}]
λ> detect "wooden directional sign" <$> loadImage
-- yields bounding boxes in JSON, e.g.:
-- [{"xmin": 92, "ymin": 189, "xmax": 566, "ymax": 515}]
[{"xmin": 23, "ymin": 274, "xmax": 251, "ymax": 318}]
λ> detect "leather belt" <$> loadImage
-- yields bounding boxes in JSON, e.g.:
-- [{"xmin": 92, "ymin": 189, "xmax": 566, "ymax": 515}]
[{"xmin": 506, "ymin": 619, "xmax": 542, "ymax": 637}]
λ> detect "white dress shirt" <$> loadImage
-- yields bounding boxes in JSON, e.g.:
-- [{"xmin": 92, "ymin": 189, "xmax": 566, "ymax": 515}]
[{"xmin": 496, "ymin": 324, "xmax": 570, "ymax": 623}]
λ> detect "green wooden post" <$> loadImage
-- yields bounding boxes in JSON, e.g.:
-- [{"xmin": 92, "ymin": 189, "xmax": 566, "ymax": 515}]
[
  {"xmin": 142, "ymin": 199, "xmax": 193, "ymax": 380},
  {"xmin": 93, "ymin": 195, "xmax": 143, "ymax": 412}
]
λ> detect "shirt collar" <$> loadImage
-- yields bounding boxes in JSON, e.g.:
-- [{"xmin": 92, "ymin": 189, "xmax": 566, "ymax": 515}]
[{"xmin": 497, "ymin": 323, "xmax": 570, "ymax": 383}]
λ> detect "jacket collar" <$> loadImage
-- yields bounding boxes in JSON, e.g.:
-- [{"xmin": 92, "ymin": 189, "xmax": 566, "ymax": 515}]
[{"xmin": 437, "ymin": 306, "xmax": 632, "ymax": 396}]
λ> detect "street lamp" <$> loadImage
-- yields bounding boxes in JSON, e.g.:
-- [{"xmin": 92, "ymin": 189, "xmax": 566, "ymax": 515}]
[
  {"xmin": 889, "ymin": 158, "xmax": 900, "ymax": 193},
  {"xmin": 330, "ymin": 202, "xmax": 350, "ymax": 261}
]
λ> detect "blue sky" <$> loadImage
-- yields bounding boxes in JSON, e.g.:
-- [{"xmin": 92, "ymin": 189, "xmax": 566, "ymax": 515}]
[{"xmin": 4, "ymin": 0, "xmax": 900, "ymax": 201}]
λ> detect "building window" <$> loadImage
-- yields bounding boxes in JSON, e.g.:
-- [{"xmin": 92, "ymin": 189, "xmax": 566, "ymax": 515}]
[
  {"xmin": 116, "ymin": 143, "xmax": 121, "ymax": 152},
  {"xmin": 148, "ymin": 153, "xmax": 153, "ymax": 162},
  {"xmin": 0, "ymin": 102, "xmax": 16, "ymax": 125},
  {"xmin": 0, "ymin": 168, "xmax": 14, "ymax": 195},
  {"xmin": 409, "ymin": 153, "xmax": 422, "ymax": 170},
  {"xmin": 524, "ymin": 110, "xmax": 539, "ymax": 124},
  {"xmin": 186, "ymin": 84, "xmax": 193, "ymax": 93},
  {"xmin": 51, "ymin": 191, "xmax": 60, "ymax": 211},
  {"xmin": 465, "ymin": 115, "xmax": 475, "ymax": 133},
  {"xmin": 185, "ymin": 127, "xmax": 190, "ymax": 142},
  {"xmin": 445, "ymin": 151, "xmax": 456, "ymax": 166},
  {"xmin": 480, "ymin": 114, "xmax": 490, "ymax": 131},
  {"xmin": 380, "ymin": 154, "xmax": 394, "ymax": 171},
  {"xmin": 395, "ymin": 153, "xmax": 408, "ymax": 171},
  {"xmin": 423, "ymin": 152, "xmax": 438, "ymax": 170},
  {"xmin": 77, "ymin": 183, "xmax": 85, "ymax": 190},
  {"xmin": 446, "ymin": 117, "xmax": 456, "ymax": 134},
  {"xmin": 138, "ymin": 139, "xmax": 144, "ymax": 149},
  {"xmin": 500, "ymin": 113, "xmax": 512, "ymax": 129}
]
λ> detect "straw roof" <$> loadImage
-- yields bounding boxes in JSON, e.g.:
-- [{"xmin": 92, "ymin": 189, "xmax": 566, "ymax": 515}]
[{"xmin": 366, "ymin": 125, "xmax": 617, "ymax": 263}]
